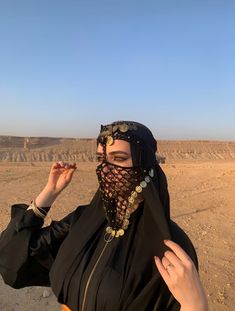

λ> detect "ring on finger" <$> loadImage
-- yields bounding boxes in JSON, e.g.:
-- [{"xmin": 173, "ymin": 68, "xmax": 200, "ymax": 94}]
[{"xmin": 165, "ymin": 263, "xmax": 174, "ymax": 272}]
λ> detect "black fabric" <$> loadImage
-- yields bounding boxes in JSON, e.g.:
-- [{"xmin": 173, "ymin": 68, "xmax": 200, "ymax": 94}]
[
  {"xmin": 0, "ymin": 121, "xmax": 198, "ymax": 311},
  {"xmin": 0, "ymin": 201, "xmax": 195, "ymax": 311},
  {"xmin": 0, "ymin": 204, "xmax": 85, "ymax": 288}
]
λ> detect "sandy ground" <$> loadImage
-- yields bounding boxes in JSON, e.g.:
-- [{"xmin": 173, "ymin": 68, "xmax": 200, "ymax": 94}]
[{"xmin": 0, "ymin": 160, "xmax": 234, "ymax": 311}]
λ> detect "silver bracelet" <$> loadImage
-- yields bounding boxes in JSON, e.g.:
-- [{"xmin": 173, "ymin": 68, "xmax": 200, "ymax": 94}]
[{"xmin": 27, "ymin": 200, "xmax": 47, "ymax": 219}]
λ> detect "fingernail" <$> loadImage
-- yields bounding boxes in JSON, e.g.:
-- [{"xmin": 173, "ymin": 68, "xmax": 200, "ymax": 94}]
[{"xmin": 164, "ymin": 239, "xmax": 169, "ymax": 243}]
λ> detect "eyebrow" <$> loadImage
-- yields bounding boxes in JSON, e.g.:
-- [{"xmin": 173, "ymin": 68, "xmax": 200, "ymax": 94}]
[{"xmin": 96, "ymin": 151, "xmax": 130, "ymax": 156}]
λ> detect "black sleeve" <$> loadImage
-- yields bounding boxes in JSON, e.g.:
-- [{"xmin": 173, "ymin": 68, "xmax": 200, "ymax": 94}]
[
  {"xmin": 0, "ymin": 203, "xmax": 86, "ymax": 289},
  {"xmin": 166, "ymin": 296, "xmax": 180, "ymax": 311}
]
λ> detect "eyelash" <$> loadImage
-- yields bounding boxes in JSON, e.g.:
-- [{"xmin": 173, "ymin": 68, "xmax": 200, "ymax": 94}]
[
  {"xmin": 96, "ymin": 156, "xmax": 127, "ymax": 162},
  {"xmin": 113, "ymin": 157, "xmax": 127, "ymax": 162}
]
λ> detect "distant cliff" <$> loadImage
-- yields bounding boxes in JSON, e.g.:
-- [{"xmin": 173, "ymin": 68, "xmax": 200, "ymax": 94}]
[{"xmin": 0, "ymin": 136, "xmax": 234, "ymax": 162}]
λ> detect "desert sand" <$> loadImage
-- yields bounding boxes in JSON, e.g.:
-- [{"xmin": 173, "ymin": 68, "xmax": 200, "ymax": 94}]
[{"xmin": 0, "ymin": 137, "xmax": 234, "ymax": 311}]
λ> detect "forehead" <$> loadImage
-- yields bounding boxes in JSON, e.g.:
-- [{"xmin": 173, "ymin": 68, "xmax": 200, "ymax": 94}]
[{"xmin": 97, "ymin": 139, "xmax": 131, "ymax": 154}]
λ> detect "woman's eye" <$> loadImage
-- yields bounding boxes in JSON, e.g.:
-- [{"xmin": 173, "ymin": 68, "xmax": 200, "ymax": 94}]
[{"xmin": 113, "ymin": 157, "xmax": 127, "ymax": 162}]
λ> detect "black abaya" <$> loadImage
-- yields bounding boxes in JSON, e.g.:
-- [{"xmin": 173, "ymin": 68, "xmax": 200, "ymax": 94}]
[{"xmin": 0, "ymin": 188, "xmax": 197, "ymax": 311}]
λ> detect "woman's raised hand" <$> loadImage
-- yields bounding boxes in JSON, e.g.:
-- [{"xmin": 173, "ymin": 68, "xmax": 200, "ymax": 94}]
[
  {"xmin": 154, "ymin": 240, "xmax": 208, "ymax": 311},
  {"xmin": 34, "ymin": 162, "xmax": 77, "ymax": 209},
  {"xmin": 46, "ymin": 161, "xmax": 77, "ymax": 195}
]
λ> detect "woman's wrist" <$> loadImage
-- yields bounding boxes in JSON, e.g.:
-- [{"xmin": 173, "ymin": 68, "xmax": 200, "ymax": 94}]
[
  {"xmin": 27, "ymin": 200, "xmax": 48, "ymax": 219},
  {"xmin": 180, "ymin": 300, "xmax": 208, "ymax": 311},
  {"xmin": 35, "ymin": 185, "xmax": 59, "ymax": 208}
]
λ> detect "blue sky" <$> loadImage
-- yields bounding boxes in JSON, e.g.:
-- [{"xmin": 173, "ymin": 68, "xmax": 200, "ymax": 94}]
[{"xmin": 0, "ymin": 0, "xmax": 234, "ymax": 140}]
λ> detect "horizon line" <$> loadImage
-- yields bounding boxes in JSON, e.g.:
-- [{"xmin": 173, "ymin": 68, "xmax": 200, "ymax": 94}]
[{"xmin": 0, "ymin": 134, "xmax": 234, "ymax": 143}]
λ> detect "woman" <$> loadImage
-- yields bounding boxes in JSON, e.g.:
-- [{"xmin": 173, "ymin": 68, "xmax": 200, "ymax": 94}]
[{"xmin": 0, "ymin": 121, "xmax": 207, "ymax": 311}]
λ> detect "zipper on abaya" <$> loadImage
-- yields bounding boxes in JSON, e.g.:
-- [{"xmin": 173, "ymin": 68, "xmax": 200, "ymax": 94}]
[{"xmin": 81, "ymin": 238, "xmax": 111, "ymax": 311}]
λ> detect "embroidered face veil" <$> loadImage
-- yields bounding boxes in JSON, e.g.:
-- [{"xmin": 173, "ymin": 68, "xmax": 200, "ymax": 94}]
[{"xmin": 96, "ymin": 121, "xmax": 157, "ymax": 240}]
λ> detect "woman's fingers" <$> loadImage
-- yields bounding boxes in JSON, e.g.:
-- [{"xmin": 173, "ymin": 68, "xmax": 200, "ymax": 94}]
[
  {"xmin": 52, "ymin": 162, "xmax": 77, "ymax": 170},
  {"xmin": 164, "ymin": 240, "xmax": 191, "ymax": 263},
  {"xmin": 57, "ymin": 161, "xmax": 74, "ymax": 168},
  {"xmin": 154, "ymin": 256, "xmax": 171, "ymax": 284},
  {"xmin": 154, "ymin": 240, "xmax": 194, "ymax": 284},
  {"xmin": 161, "ymin": 256, "xmax": 171, "ymax": 270},
  {"xmin": 154, "ymin": 241, "xmax": 208, "ymax": 309},
  {"xmin": 66, "ymin": 162, "xmax": 77, "ymax": 170},
  {"xmin": 49, "ymin": 162, "xmax": 77, "ymax": 184},
  {"xmin": 51, "ymin": 162, "xmax": 60, "ymax": 169},
  {"xmin": 65, "ymin": 166, "xmax": 77, "ymax": 181},
  {"xmin": 46, "ymin": 162, "xmax": 77, "ymax": 194},
  {"xmin": 161, "ymin": 256, "xmax": 176, "ymax": 275},
  {"xmin": 164, "ymin": 250, "xmax": 183, "ymax": 269}
]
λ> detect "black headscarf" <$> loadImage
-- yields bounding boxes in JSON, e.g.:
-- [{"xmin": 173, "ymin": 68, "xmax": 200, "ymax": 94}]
[
  {"xmin": 49, "ymin": 121, "xmax": 198, "ymax": 311},
  {"xmin": 96, "ymin": 121, "xmax": 170, "ymax": 226}
]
